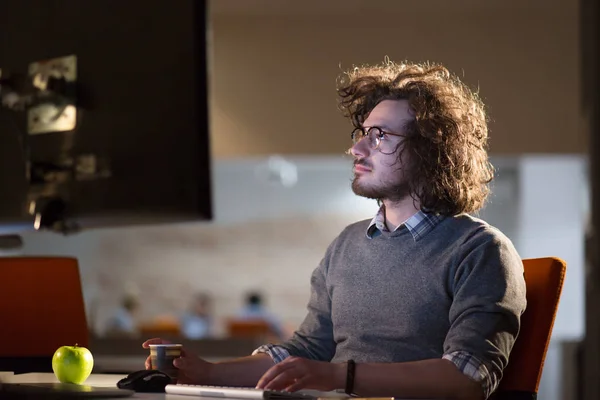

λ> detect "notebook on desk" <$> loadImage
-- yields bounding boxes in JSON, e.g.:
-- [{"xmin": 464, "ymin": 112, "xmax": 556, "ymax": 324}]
[{"xmin": 165, "ymin": 384, "xmax": 350, "ymax": 399}]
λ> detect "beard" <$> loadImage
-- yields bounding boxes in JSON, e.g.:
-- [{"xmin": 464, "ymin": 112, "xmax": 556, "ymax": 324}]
[{"xmin": 351, "ymin": 174, "xmax": 411, "ymax": 202}]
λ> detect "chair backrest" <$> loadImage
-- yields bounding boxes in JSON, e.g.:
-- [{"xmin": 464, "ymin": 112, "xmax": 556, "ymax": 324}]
[
  {"xmin": 138, "ymin": 317, "xmax": 181, "ymax": 338},
  {"xmin": 227, "ymin": 319, "xmax": 272, "ymax": 339},
  {"xmin": 496, "ymin": 257, "xmax": 566, "ymax": 396},
  {"xmin": 0, "ymin": 257, "xmax": 89, "ymax": 357}
]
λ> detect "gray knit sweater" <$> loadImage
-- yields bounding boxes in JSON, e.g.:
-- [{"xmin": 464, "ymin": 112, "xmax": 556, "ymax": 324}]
[{"xmin": 279, "ymin": 214, "xmax": 527, "ymax": 386}]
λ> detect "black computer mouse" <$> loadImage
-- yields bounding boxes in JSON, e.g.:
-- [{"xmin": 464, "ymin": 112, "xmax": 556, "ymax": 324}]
[{"xmin": 116, "ymin": 369, "xmax": 172, "ymax": 393}]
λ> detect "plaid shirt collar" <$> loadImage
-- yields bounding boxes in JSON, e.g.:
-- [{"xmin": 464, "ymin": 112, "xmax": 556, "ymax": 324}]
[{"xmin": 366, "ymin": 205, "xmax": 444, "ymax": 241}]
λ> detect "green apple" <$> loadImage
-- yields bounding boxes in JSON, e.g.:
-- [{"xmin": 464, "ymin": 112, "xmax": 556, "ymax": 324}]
[{"xmin": 52, "ymin": 344, "xmax": 94, "ymax": 384}]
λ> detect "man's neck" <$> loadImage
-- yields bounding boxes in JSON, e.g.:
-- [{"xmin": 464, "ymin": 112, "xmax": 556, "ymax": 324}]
[{"xmin": 382, "ymin": 197, "xmax": 421, "ymax": 231}]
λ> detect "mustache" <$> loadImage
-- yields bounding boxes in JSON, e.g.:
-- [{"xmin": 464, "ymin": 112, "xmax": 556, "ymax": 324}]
[{"xmin": 354, "ymin": 160, "xmax": 372, "ymax": 169}]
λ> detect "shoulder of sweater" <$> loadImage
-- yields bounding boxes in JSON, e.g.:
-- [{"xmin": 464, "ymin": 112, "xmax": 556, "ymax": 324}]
[
  {"xmin": 322, "ymin": 219, "xmax": 371, "ymax": 249},
  {"xmin": 338, "ymin": 218, "xmax": 371, "ymax": 237},
  {"xmin": 442, "ymin": 214, "xmax": 517, "ymax": 249},
  {"xmin": 318, "ymin": 219, "xmax": 370, "ymax": 252},
  {"xmin": 444, "ymin": 216, "xmax": 524, "ymax": 278}
]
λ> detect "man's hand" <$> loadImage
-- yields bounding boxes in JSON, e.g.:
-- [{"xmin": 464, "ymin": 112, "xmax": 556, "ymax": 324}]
[
  {"xmin": 256, "ymin": 356, "xmax": 346, "ymax": 393},
  {"xmin": 142, "ymin": 338, "xmax": 214, "ymax": 384}
]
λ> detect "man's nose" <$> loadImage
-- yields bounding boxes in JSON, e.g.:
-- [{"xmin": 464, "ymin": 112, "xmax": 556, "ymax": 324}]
[{"xmin": 350, "ymin": 136, "xmax": 370, "ymax": 158}]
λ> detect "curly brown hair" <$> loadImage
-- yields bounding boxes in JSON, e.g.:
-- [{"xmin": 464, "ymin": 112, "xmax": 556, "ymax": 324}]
[{"xmin": 337, "ymin": 59, "xmax": 495, "ymax": 216}]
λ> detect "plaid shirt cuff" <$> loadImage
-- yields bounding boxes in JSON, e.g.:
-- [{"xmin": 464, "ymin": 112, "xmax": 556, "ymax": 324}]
[
  {"xmin": 443, "ymin": 351, "xmax": 498, "ymax": 399},
  {"xmin": 252, "ymin": 344, "xmax": 291, "ymax": 364}
]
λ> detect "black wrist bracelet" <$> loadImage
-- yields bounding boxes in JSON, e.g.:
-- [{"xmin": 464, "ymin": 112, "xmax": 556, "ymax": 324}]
[{"xmin": 345, "ymin": 359, "xmax": 355, "ymax": 395}]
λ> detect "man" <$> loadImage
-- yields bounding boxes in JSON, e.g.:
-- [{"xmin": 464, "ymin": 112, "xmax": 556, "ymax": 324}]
[{"xmin": 143, "ymin": 60, "xmax": 527, "ymax": 400}]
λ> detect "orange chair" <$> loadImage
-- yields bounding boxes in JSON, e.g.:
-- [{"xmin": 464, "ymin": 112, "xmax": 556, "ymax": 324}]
[
  {"xmin": 227, "ymin": 319, "xmax": 272, "ymax": 340},
  {"xmin": 0, "ymin": 257, "xmax": 89, "ymax": 372},
  {"xmin": 138, "ymin": 316, "xmax": 181, "ymax": 338},
  {"xmin": 492, "ymin": 257, "xmax": 566, "ymax": 399}
]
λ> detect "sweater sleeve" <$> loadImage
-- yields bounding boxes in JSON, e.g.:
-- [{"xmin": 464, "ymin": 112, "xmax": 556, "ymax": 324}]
[
  {"xmin": 443, "ymin": 229, "xmax": 527, "ymax": 398},
  {"xmin": 275, "ymin": 244, "xmax": 337, "ymax": 361}
]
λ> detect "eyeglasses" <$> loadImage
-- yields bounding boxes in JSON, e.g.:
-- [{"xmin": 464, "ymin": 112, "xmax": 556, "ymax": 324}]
[{"xmin": 350, "ymin": 126, "xmax": 404, "ymax": 150}]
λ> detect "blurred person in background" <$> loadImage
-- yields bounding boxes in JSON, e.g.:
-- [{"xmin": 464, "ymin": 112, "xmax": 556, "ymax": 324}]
[
  {"xmin": 180, "ymin": 292, "xmax": 213, "ymax": 339},
  {"xmin": 237, "ymin": 291, "xmax": 285, "ymax": 340},
  {"xmin": 105, "ymin": 294, "xmax": 140, "ymax": 337}
]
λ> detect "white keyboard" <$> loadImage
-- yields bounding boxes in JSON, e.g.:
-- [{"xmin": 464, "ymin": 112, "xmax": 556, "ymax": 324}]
[{"xmin": 165, "ymin": 384, "xmax": 348, "ymax": 399}]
